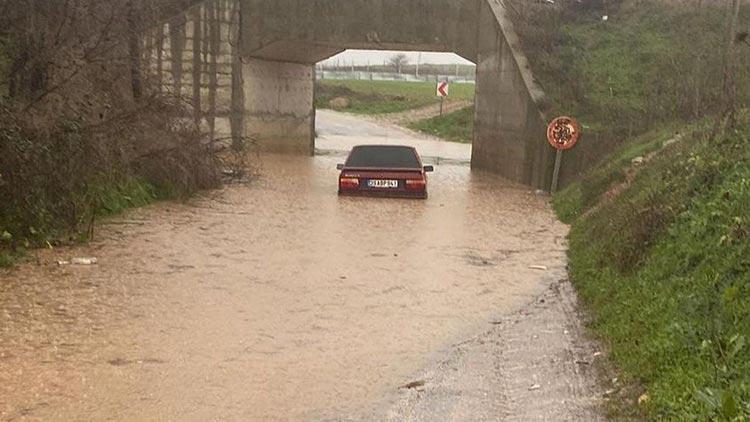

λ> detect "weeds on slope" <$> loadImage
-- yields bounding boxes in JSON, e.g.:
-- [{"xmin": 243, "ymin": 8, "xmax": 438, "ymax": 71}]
[{"xmin": 557, "ymin": 120, "xmax": 750, "ymax": 419}]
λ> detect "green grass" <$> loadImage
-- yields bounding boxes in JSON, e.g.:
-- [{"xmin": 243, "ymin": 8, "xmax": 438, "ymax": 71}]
[
  {"xmin": 518, "ymin": 2, "xmax": 750, "ymax": 148},
  {"xmin": 0, "ymin": 36, "xmax": 10, "ymax": 97},
  {"xmin": 315, "ymin": 80, "xmax": 475, "ymax": 115},
  {"xmin": 407, "ymin": 106, "xmax": 474, "ymax": 143},
  {"xmin": 556, "ymin": 120, "xmax": 750, "ymax": 419},
  {"xmin": 0, "ymin": 174, "xmax": 158, "ymax": 268},
  {"xmin": 553, "ymin": 126, "xmax": 677, "ymax": 223},
  {"xmin": 89, "ymin": 175, "xmax": 157, "ymax": 217},
  {"xmin": 0, "ymin": 251, "xmax": 14, "ymax": 268}
]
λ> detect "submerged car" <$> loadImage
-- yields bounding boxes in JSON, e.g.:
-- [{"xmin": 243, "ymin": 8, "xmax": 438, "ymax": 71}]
[{"xmin": 337, "ymin": 145, "xmax": 434, "ymax": 199}]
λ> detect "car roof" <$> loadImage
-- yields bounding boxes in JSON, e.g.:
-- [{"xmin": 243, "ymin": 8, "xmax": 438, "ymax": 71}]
[
  {"xmin": 345, "ymin": 145, "xmax": 422, "ymax": 169},
  {"xmin": 351, "ymin": 144, "xmax": 417, "ymax": 151}
]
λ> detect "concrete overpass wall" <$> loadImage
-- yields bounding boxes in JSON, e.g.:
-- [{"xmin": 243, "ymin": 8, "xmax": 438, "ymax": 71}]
[
  {"xmin": 240, "ymin": 0, "xmax": 481, "ymax": 63},
  {"xmin": 237, "ymin": 0, "xmax": 483, "ymax": 157},
  {"xmin": 143, "ymin": 0, "xmax": 558, "ymax": 188},
  {"xmin": 238, "ymin": 0, "xmax": 555, "ymax": 188},
  {"xmin": 472, "ymin": 0, "xmax": 554, "ymax": 187},
  {"xmin": 243, "ymin": 58, "xmax": 315, "ymax": 154}
]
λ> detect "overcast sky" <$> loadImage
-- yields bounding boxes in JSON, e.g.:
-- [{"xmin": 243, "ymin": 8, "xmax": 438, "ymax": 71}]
[{"xmin": 320, "ymin": 50, "xmax": 474, "ymax": 66}]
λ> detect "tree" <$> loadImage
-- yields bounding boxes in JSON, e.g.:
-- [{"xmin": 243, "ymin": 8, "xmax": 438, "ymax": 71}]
[{"xmin": 389, "ymin": 53, "xmax": 409, "ymax": 74}]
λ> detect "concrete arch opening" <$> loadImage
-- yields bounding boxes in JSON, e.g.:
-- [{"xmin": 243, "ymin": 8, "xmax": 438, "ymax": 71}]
[
  {"xmin": 313, "ymin": 49, "xmax": 477, "ymax": 164},
  {"xmin": 143, "ymin": 0, "xmax": 555, "ymax": 188},
  {"xmin": 239, "ymin": 0, "xmax": 554, "ymax": 188}
]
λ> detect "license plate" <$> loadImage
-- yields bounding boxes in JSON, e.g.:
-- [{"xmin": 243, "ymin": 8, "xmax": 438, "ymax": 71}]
[{"xmin": 368, "ymin": 179, "xmax": 398, "ymax": 188}]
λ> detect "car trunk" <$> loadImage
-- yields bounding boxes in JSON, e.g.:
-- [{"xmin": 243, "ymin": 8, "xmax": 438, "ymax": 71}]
[{"xmin": 340, "ymin": 168, "xmax": 426, "ymax": 196}]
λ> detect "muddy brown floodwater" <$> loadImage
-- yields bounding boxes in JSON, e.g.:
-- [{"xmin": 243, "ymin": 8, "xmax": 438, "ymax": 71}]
[{"xmin": 1, "ymin": 110, "xmax": 571, "ymax": 421}]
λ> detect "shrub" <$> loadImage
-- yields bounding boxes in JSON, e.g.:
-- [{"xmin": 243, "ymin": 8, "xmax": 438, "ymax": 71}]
[{"xmin": 0, "ymin": 96, "xmax": 220, "ymax": 255}]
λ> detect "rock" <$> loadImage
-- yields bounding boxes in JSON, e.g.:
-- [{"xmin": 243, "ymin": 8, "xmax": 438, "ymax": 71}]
[
  {"xmin": 638, "ymin": 393, "xmax": 650, "ymax": 405},
  {"xmin": 631, "ymin": 156, "xmax": 645, "ymax": 166},
  {"xmin": 400, "ymin": 380, "xmax": 426, "ymax": 389},
  {"xmin": 529, "ymin": 384, "xmax": 541, "ymax": 391},
  {"xmin": 664, "ymin": 136, "xmax": 680, "ymax": 147},
  {"xmin": 328, "ymin": 97, "xmax": 350, "ymax": 109},
  {"xmin": 71, "ymin": 257, "xmax": 98, "ymax": 265}
]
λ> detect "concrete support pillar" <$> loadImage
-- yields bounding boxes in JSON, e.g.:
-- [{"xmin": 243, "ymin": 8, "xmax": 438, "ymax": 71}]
[
  {"xmin": 242, "ymin": 57, "xmax": 315, "ymax": 155},
  {"xmin": 471, "ymin": 1, "xmax": 554, "ymax": 188}
]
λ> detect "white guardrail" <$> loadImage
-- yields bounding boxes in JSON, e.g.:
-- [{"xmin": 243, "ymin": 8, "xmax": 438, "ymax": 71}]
[{"xmin": 316, "ymin": 70, "xmax": 476, "ymax": 84}]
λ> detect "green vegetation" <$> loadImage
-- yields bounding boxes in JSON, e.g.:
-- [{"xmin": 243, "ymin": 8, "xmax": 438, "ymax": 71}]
[
  {"xmin": 0, "ymin": 38, "xmax": 10, "ymax": 97},
  {"xmin": 512, "ymin": 1, "xmax": 750, "ymax": 142},
  {"xmin": 407, "ymin": 106, "xmax": 474, "ymax": 143},
  {"xmin": 315, "ymin": 80, "xmax": 475, "ymax": 114},
  {"xmin": 553, "ymin": 126, "xmax": 677, "ymax": 223},
  {"xmin": 532, "ymin": 2, "xmax": 750, "ymax": 418},
  {"xmin": 0, "ymin": 103, "xmax": 220, "ymax": 268},
  {"xmin": 554, "ymin": 119, "xmax": 750, "ymax": 419}
]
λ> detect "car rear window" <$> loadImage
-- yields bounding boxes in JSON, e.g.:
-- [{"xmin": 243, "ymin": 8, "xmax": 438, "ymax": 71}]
[{"xmin": 346, "ymin": 146, "xmax": 420, "ymax": 169}]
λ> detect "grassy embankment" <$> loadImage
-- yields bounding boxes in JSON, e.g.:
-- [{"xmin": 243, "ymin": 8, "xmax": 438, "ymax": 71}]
[
  {"xmin": 512, "ymin": 1, "xmax": 750, "ymax": 146},
  {"xmin": 315, "ymin": 79, "xmax": 476, "ymax": 142},
  {"xmin": 532, "ymin": 2, "xmax": 750, "ymax": 419},
  {"xmin": 407, "ymin": 107, "xmax": 475, "ymax": 144},
  {"xmin": 555, "ymin": 119, "xmax": 750, "ymax": 420}
]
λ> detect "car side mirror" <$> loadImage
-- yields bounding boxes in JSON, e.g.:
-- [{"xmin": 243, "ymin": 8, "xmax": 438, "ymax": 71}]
[
  {"xmin": 336, "ymin": 164, "xmax": 345, "ymax": 170},
  {"xmin": 423, "ymin": 165, "xmax": 434, "ymax": 173}
]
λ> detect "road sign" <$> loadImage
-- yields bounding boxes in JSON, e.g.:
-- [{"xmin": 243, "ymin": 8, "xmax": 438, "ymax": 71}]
[
  {"xmin": 436, "ymin": 80, "xmax": 450, "ymax": 98},
  {"xmin": 546, "ymin": 116, "xmax": 581, "ymax": 151},
  {"xmin": 547, "ymin": 116, "xmax": 582, "ymax": 194}
]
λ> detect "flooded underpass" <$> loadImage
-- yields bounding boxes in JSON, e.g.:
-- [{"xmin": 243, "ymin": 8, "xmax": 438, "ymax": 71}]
[{"xmin": 0, "ymin": 111, "xmax": 575, "ymax": 421}]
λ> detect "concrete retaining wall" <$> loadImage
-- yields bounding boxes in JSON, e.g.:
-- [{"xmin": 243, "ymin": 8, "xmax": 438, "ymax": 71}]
[{"xmin": 143, "ymin": 0, "xmax": 239, "ymax": 140}]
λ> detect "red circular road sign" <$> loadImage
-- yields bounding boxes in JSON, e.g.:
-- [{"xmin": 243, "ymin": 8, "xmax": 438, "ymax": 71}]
[{"xmin": 547, "ymin": 116, "xmax": 582, "ymax": 151}]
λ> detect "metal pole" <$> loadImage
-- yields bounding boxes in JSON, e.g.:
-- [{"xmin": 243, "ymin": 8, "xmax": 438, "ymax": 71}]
[
  {"xmin": 551, "ymin": 149, "xmax": 563, "ymax": 194},
  {"xmin": 440, "ymin": 96, "xmax": 444, "ymax": 116}
]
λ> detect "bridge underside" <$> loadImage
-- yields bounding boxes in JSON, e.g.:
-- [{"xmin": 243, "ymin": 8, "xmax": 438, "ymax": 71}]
[
  {"xmin": 237, "ymin": 0, "xmax": 554, "ymax": 188},
  {"xmin": 145, "ymin": 0, "xmax": 555, "ymax": 188}
]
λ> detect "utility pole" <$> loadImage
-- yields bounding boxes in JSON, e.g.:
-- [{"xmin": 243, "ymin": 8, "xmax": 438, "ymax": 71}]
[{"xmin": 416, "ymin": 52, "xmax": 421, "ymax": 78}]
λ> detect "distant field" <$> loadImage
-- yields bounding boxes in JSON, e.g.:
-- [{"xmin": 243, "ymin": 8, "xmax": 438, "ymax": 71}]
[{"xmin": 315, "ymin": 80, "xmax": 475, "ymax": 115}]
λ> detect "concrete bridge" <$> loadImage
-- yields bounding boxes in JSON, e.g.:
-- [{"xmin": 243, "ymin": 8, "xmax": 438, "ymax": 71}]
[{"xmin": 144, "ymin": 0, "xmax": 555, "ymax": 188}]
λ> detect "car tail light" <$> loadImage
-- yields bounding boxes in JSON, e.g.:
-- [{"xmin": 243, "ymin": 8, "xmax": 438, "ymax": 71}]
[
  {"xmin": 340, "ymin": 177, "xmax": 360, "ymax": 189},
  {"xmin": 405, "ymin": 178, "xmax": 426, "ymax": 190}
]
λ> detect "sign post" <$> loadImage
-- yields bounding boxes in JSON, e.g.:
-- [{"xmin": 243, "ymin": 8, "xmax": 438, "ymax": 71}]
[
  {"xmin": 546, "ymin": 116, "xmax": 582, "ymax": 194},
  {"xmin": 436, "ymin": 80, "xmax": 450, "ymax": 116}
]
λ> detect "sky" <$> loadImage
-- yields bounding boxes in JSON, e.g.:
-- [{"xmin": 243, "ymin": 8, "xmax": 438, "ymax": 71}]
[{"xmin": 319, "ymin": 50, "xmax": 474, "ymax": 67}]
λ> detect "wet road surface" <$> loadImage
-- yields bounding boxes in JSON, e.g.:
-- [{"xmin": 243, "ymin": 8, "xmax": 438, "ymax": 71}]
[{"xmin": 1, "ymin": 110, "xmax": 569, "ymax": 421}]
